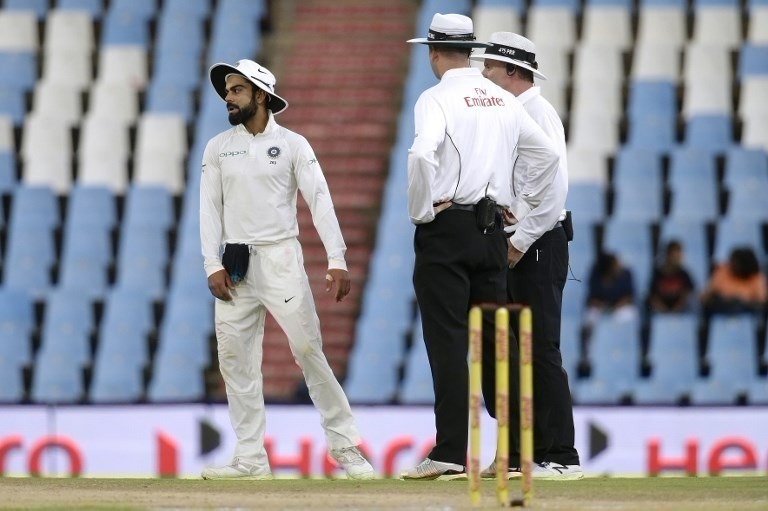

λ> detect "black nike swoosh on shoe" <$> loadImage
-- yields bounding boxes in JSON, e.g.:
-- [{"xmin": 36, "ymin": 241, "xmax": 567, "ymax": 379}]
[{"xmin": 284, "ymin": 296, "xmax": 295, "ymax": 303}]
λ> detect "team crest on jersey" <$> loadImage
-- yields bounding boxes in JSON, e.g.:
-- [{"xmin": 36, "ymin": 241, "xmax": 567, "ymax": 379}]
[{"xmin": 267, "ymin": 146, "xmax": 281, "ymax": 158}]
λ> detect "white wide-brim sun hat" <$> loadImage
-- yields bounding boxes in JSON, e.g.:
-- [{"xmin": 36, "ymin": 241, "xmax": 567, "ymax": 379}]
[
  {"xmin": 470, "ymin": 32, "xmax": 548, "ymax": 81},
  {"xmin": 209, "ymin": 59, "xmax": 289, "ymax": 115},
  {"xmin": 407, "ymin": 13, "xmax": 491, "ymax": 49}
]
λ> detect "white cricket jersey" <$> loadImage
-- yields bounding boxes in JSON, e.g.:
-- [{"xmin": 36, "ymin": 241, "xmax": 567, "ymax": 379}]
[
  {"xmin": 200, "ymin": 114, "xmax": 347, "ymax": 278},
  {"xmin": 407, "ymin": 67, "xmax": 559, "ymax": 225},
  {"xmin": 508, "ymin": 86, "xmax": 569, "ymax": 253}
]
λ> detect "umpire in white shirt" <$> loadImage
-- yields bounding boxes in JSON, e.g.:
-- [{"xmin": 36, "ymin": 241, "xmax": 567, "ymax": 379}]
[
  {"xmin": 199, "ymin": 59, "xmax": 373, "ymax": 480},
  {"xmin": 401, "ymin": 15, "xmax": 560, "ymax": 480},
  {"xmin": 472, "ymin": 32, "xmax": 583, "ymax": 480}
]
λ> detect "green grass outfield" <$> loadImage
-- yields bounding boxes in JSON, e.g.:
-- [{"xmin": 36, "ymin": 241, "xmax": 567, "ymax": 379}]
[{"xmin": 0, "ymin": 476, "xmax": 765, "ymax": 510}]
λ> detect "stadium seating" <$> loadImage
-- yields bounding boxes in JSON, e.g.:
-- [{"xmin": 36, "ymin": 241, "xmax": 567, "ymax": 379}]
[{"xmin": 0, "ymin": 0, "xmax": 765, "ymax": 407}]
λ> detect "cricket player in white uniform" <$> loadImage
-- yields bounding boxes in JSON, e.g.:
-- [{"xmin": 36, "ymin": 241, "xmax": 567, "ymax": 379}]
[{"xmin": 199, "ymin": 59, "xmax": 374, "ymax": 480}]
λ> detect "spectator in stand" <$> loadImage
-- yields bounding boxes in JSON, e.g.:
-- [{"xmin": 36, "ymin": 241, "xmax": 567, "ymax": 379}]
[
  {"xmin": 648, "ymin": 240, "xmax": 696, "ymax": 313},
  {"xmin": 701, "ymin": 246, "xmax": 767, "ymax": 316},
  {"xmin": 585, "ymin": 251, "xmax": 637, "ymax": 326}
]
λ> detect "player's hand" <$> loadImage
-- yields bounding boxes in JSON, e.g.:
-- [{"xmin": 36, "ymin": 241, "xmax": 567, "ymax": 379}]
[
  {"xmin": 208, "ymin": 269, "xmax": 235, "ymax": 301},
  {"xmin": 326, "ymin": 269, "xmax": 351, "ymax": 302},
  {"xmin": 508, "ymin": 243, "xmax": 525, "ymax": 269},
  {"xmin": 502, "ymin": 208, "xmax": 517, "ymax": 226}
]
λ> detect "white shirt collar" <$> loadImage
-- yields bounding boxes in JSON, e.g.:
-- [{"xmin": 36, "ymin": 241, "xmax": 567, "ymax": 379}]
[
  {"xmin": 441, "ymin": 67, "xmax": 483, "ymax": 80},
  {"xmin": 516, "ymin": 86, "xmax": 541, "ymax": 106}
]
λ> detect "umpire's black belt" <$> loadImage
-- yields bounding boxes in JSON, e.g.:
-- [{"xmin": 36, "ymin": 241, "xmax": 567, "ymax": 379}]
[{"xmin": 444, "ymin": 202, "xmax": 503, "ymax": 213}]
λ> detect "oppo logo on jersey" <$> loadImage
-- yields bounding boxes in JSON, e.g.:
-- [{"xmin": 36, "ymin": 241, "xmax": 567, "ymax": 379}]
[{"xmin": 219, "ymin": 150, "xmax": 247, "ymax": 158}]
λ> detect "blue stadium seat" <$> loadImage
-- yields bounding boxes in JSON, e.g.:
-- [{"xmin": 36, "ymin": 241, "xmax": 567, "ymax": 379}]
[
  {"xmin": 57, "ymin": 0, "xmax": 103, "ymax": 17},
  {"xmin": 713, "ymin": 217, "xmax": 763, "ymax": 261},
  {"xmin": 66, "ymin": 185, "xmax": 117, "ymax": 230},
  {"xmin": 658, "ymin": 218, "xmax": 710, "ymax": 287},
  {"xmin": 668, "ymin": 147, "xmax": 717, "ymax": 185},
  {"xmin": 345, "ymin": 314, "xmax": 404, "ymax": 404},
  {"xmin": 568, "ymin": 220, "xmax": 596, "ymax": 284},
  {"xmin": 478, "ymin": 0, "xmax": 524, "ymax": 7},
  {"xmin": 668, "ymin": 177, "xmax": 719, "ymax": 222},
  {"xmin": 706, "ymin": 315, "xmax": 758, "ymax": 392},
  {"xmin": 109, "ymin": 0, "xmax": 158, "ymax": 19},
  {"xmin": 577, "ymin": 315, "xmax": 641, "ymax": 403},
  {"xmin": 89, "ymin": 355, "xmax": 144, "ymax": 403},
  {"xmin": 690, "ymin": 378, "xmax": 740, "ymax": 404},
  {"xmin": 123, "ymin": 185, "xmax": 174, "ymax": 229},
  {"xmin": 0, "ymin": 360, "xmax": 24, "ymax": 402},
  {"xmin": 156, "ymin": 310, "xmax": 211, "ymax": 368},
  {"xmin": 0, "ymin": 86, "xmax": 26, "ymax": 125},
  {"xmin": 399, "ymin": 327, "xmax": 434, "ymax": 404},
  {"xmin": 145, "ymin": 82, "xmax": 194, "ymax": 122},
  {"xmin": 626, "ymin": 112, "xmax": 677, "ymax": 152},
  {"xmin": 3, "ymin": 225, "xmax": 56, "ymax": 298},
  {"xmin": 562, "ymin": 279, "xmax": 588, "ymax": 319},
  {"xmin": 739, "ymin": 44, "xmax": 768, "ymax": 78},
  {"xmin": 634, "ymin": 313, "xmax": 699, "ymax": 404},
  {"xmin": 748, "ymin": 378, "xmax": 768, "ymax": 404},
  {"xmin": 147, "ymin": 353, "xmax": 205, "ymax": 402},
  {"xmin": 725, "ymin": 186, "xmax": 768, "ymax": 220},
  {"xmin": 0, "ymin": 51, "xmax": 37, "ymax": 91},
  {"xmin": 163, "ymin": 0, "xmax": 211, "ymax": 18},
  {"xmin": 207, "ymin": 10, "xmax": 262, "ymax": 66},
  {"xmin": 10, "ymin": 185, "xmax": 59, "ymax": 229},
  {"xmin": 627, "ymin": 81, "xmax": 677, "ymax": 119},
  {"xmin": 100, "ymin": 287, "xmax": 155, "ymax": 339},
  {"xmin": 612, "ymin": 185, "xmax": 663, "ymax": 221},
  {"xmin": 612, "ymin": 148, "xmax": 663, "ymax": 192},
  {"xmin": 4, "ymin": 0, "xmax": 49, "ymax": 18},
  {"xmin": 116, "ymin": 226, "xmax": 169, "ymax": 300},
  {"xmin": 58, "ymin": 228, "xmax": 112, "ymax": 299},
  {"xmin": 724, "ymin": 148, "xmax": 768, "ymax": 191},
  {"xmin": 31, "ymin": 351, "xmax": 84, "ymax": 404},
  {"xmin": 151, "ymin": 50, "xmax": 201, "ymax": 90},
  {"xmin": 566, "ymin": 182, "xmax": 606, "ymax": 223},
  {"xmin": 560, "ymin": 315, "xmax": 583, "ymax": 378},
  {"xmin": 0, "ymin": 288, "xmax": 34, "ymax": 342},
  {"xmin": 40, "ymin": 290, "xmax": 94, "ymax": 365},
  {"xmin": 684, "ymin": 115, "xmax": 734, "ymax": 154},
  {"xmin": 0, "ymin": 329, "xmax": 31, "ymax": 368},
  {"xmin": 101, "ymin": 11, "xmax": 150, "ymax": 46},
  {"xmin": 602, "ymin": 218, "xmax": 653, "ymax": 296},
  {"xmin": 155, "ymin": 14, "xmax": 204, "ymax": 57}
]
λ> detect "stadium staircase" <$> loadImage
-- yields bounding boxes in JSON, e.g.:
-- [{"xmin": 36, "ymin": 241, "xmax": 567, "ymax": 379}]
[{"xmin": 257, "ymin": 0, "xmax": 416, "ymax": 399}]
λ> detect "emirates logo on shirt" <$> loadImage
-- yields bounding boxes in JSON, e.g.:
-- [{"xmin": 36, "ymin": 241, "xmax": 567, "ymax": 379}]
[{"xmin": 463, "ymin": 87, "xmax": 505, "ymax": 108}]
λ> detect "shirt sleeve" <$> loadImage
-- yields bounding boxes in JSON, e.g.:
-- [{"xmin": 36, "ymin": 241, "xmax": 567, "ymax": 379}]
[
  {"xmin": 199, "ymin": 139, "xmax": 225, "ymax": 278},
  {"xmin": 507, "ymin": 107, "xmax": 560, "ymax": 233},
  {"xmin": 407, "ymin": 92, "xmax": 446, "ymax": 224},
  {"xmin": 294, "ymin": 136, "xmax": 348, "ymax": 272},
  {"xmin": 509, "ymin": 105, "xmax": 568, "ymax": 253}
]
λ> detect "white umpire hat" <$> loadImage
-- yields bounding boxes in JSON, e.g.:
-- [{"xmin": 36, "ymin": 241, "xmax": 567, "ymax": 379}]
[
  {"xmin": 209, "ymin": 59, "xmax": 289, "ymax": 115},
  {"xmin": 407, "ymin": 13, "xmax": 491, "ymax": 49},
  {"xmin": 470, "ymin": 32, "xmax": 548, "ymax": 81}
]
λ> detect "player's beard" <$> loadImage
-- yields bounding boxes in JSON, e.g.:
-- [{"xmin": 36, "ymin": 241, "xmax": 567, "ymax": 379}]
[{"xmin": 228, "ymin": 96, "xmax": 258, "ymax": 126}]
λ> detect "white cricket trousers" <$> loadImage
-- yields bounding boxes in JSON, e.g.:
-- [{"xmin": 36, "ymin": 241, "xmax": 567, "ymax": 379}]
[{"xmin": 214, "ymin": 237, "xmax": 361, "ymax": 470}]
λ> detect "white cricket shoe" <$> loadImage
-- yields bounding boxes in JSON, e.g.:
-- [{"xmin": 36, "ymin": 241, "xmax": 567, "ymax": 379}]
[
  {"xmin": 201, "ymin": 457, "xmax": 273, "ymax": 480},
  {"xmin": 400, "ymin": 458, "xmax": 467, "ymax": 481},
  {"xmin": 533, "ymin": 461, "xmax": 584, "ymax": 480},
  {"xmin": 479, "ymin": 460, "xmax": 523, "ymax": 480},
  {"xmin": 330, "ymin": 446, "xmax": 375, "ymax": 480}
]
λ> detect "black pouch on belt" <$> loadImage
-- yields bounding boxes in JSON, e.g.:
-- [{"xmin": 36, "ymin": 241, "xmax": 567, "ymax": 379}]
[
  {"xmin": 222, "ymin": 244, "xmax": 250, "ymax": 284},
  {"xmin": 563, "ymin": 210, "xmax": 574, "ymax": 242},
  {"xmin": 475, "ymin": 196, "xmax": 497, "ymax": 234}
]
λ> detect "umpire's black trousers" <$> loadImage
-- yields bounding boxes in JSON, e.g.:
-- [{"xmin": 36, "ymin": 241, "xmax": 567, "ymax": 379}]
[
  {"xmin": 493, "ymin": 224, "xmax": 580, "ymax": 466},
  {"xmin": 413, "ymin": 208, "xmax": 507, "ymax": 466}
]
